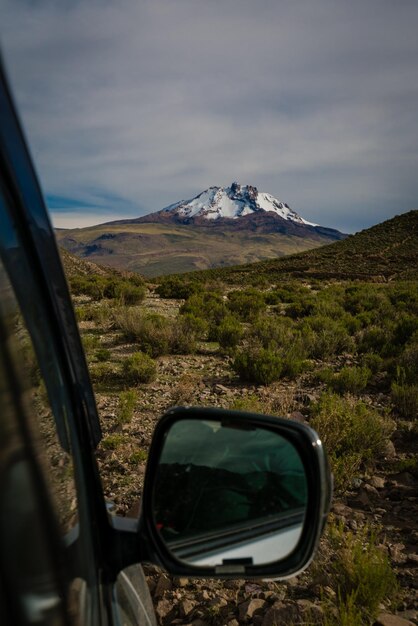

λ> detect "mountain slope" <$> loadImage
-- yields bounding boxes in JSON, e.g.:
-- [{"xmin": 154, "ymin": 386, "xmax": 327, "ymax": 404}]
[
  {"xmin": 57, "ymin": 184, "xmax": 345, "ymax": 277},
  {"xmin": 159, "ymin": 182, "xmax": 317, "ymax": 225},
  {"xmin": 115, "ymin": 183, "xmax": 343, "ymax": 240},
  {"xmin": 171, "ymin": 210, "xmax": 418, "ymax": 284}
]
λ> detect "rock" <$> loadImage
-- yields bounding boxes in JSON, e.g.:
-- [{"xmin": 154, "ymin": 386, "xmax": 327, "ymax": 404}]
[
  {"xmin": 392, "ymin": 471, "xmax": 416, "ymax": 487},
  {"xmin": 215, "ymin": 384, "xmax": 230, "ymax": 393},
  {"xmin": 389, "ymin": 543, "xmax": 407, "ymax": 564},
  {"xmin": 370, "ymin": 475, "xmax": 386, "ymax": 489},
  {"xmin": 223, "ymin": 580, "xmax": 241, "ymax": 590},
  {"xmin": 296, "ymin": 599, "xmax": 324, "ymax": 621},
  {"xmin": 155, "ymin": 598, "xmax": 176, "ymax": 623},
  {"xmin": 407, "ymin": 553, "xmax": 418, "ymax": 564},
  {"xmin": 227, "ymin": 620, "xmax": 239, "ymax": 626},
  {"xmin": 384, "ymin": 440, "xmax": 396, "ymax": 459},
  {"xmin": 289, "ymin": 411, "xmax": 306, "ymax": 423},
  {"xmin": 374, "ymin": 612, "xmax": 416, "ymax": 626},
  {"xmin": 262, "ymin": 602, "xmax": 300, "ymax": 626},
  {"xmin": 295, "ymin": 392, "xmax": 315, "ymax": 405},
  {"xmin": 238, "ymin": 598, "xmax": 267, "ymax": 621},
  {"xmin": 175, "ymin": 577, "xmax": 189, "ymax": 587},
  {"xmin": 332, "ymin": 502, "xmax": 350, "ymax": 516},
  {"xmin": 180, "ymin": 598, "xmax": 198, "ymax": 618},
  {"xmin": 363, "ymin": 483, "xmax": 379, "ymax": 497},
  {"xmin": 154, "ymin": 575, "xmax": 172, "ymax": 598}
]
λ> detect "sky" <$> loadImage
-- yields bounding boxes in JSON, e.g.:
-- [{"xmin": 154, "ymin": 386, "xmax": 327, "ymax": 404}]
[{"xmin": 1, "ymin": 0, "xmax": 418, "ymax": 233}]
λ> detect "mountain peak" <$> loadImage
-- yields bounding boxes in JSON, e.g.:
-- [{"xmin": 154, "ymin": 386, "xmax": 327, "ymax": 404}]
[{"xmin": 161, "ymin": 183, "xmax": 317, "ymax": 226}]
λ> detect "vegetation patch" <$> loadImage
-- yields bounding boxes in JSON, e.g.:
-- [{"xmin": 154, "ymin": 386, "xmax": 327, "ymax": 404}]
[
  {"xmin": 310, "ymin": 393, "xmax": 394, "ymax": 492},
  {"xmin": 122, "ymin": 352, "xmax": 157, "ymax": 384}
]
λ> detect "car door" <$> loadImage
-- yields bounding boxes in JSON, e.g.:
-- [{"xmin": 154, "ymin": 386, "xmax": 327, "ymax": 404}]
[{"xmin": 0, "ymin": 57, "xmax": 156, "ymax": 626}]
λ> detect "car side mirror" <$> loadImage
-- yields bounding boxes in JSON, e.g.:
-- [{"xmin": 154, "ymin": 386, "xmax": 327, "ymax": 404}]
[{"xmin": 139, "ymin": 407, "xmax": 332, "ymax": 579}]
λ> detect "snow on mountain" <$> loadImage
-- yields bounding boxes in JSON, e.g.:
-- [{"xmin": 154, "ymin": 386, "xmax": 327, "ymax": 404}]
[{"xmin": 161, "ymin": 182, "xmax": 318, "ymax": 226}]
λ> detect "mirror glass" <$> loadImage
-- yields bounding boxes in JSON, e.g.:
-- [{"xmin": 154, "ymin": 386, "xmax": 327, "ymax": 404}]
[{"xmin": 152, "ymin": 418, "xmax": 308, "ymax": 568}]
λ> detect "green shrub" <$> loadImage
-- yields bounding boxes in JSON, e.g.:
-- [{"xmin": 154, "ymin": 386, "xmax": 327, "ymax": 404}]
[
  {"xmin": 114, "ymin": 308, "xmax": 201, "ymax": 356},
  {"xmin": 280, "ymin": 340, "xmax": 308, "ymax": 378},
  {"xmin": 360, "ymin": 352, "xmax": 384, "ymax": 374},
  {"xmin": 122, "ymin": 352, "xmax": 156, "ymax": 383},
  {"xmin": 115, "ymin": 309, "xmax": 172, "ymax": 356},
  {"xmin": 314, "ymin": 367, "xmax": 334, "ymax": 385},
  {"xmin": 302, "ymin": 316, "xmax": 353, "ymax": 359},
  {"xmin": 264, "ymin": 290, "xmax": 282, "ymax": 305},
  {"xmin": 390, "ymin": 457, "xmax": 418, "ymax": 477},
  {"xmin": 251, "ymin": 315, "xmax": 295, "ymax": 349},
  {"xmin": 75, "ymin": 304, "xmax": 111, "ymax": 326},
  {"xmin": 117, "ymin": 390, "xmax": 137, "ymax": 424},
  {"xmin": 393, "ymin": 314, "xmax": 418, "ymax": 347},
  {"xmin": 391, "ymin": 382, "xmax": 418, "ymax": 420},
  {"xmin": 327, "ymin": 523, "xmax": 397, "ymax": 623},
  {"xmin": 181, "ymin": 292, "xmax": 227, "ymax": 325},
  {"xmin": 95, "ymin": 347, "xmax": 111, "ymax": 362},
  {"xmin": 177, "ymin": 313, "xmax": 208, "ymax": 340},
  {"xmin": 155, "ymin": 277, "xmax": 202, "ymax": 299},
  {"xmin": 128, "ymin": 449, "xmax": 148, "ymax": 464},
  {"xmin": 358, "ymin": 325, "xmax": 392, "ymax": 355},
  {"xmin": 398, "ymin": 336, "xmax": 418, "ymax": 384},
  {"xmin": 215, "ymin": 315, "xmax": 243, "ymax": 349},
  {"xmin": 90, "ymin": 362, "xmax": 116, "ymax": 383},
  {"xmin": 82, "ymin": 334, "xmax": 100, "ymax": 353},
  {"xmin": 229, "ymin": 394, "xmax": 269, "ymax": 414},
  {"xmin": 232, "ymin": 347, "xmax": 283, "ymax": 385},
  {"xmin": 285, "ymin": 299, "xmax": 315, "ymax": 319},
  {"xmin": 331, "ymin": 366, "xmax": 372, "ymax": 395},
  {"xmin": 101, "ymin": 434, "xmax": 127, "ymax": 450},
  {"xmin": 227, "ymin": 288, "xmax": 266, "ymax": 320},
  {"xmin": 115, "ymin": 282, "xmax": 146, "ymax": 305},
  {"xmin": 70, "ymin": 274, "xmax": 145, "ymax": 303},
  {"xmin": 169, "ymin": 316, "xmax": 199, "ymax": 354},
  {"xmin": 310, "ymin": 393, "xmax": 394, "ymax": 492}
]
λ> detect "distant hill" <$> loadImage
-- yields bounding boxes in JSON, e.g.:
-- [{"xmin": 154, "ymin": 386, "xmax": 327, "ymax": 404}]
[
  {"xmin": 170, "ymin": 210, "xmax": 418, "ymax": 284},
  {"xmin": 56, "ymin": 183, "xmax": 345, "ymax": 277},
  {"xmin": 60, "ymin": 248, "xmax": 112, "ymax": 278},
  {"xmin": 59, "ymin": 248, "xmax": 144, "ymax": 283}
]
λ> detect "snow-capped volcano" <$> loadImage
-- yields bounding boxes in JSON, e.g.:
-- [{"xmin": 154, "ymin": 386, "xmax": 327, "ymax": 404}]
[{"xmin": 161, "ymin": 182, "xmax": 317, "ymax": 226}]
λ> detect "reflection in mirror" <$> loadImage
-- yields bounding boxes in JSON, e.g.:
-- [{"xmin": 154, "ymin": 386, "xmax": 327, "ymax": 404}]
[{"xmin": 153, "ymin": 418, "xmax": 307, "ymax": 567}]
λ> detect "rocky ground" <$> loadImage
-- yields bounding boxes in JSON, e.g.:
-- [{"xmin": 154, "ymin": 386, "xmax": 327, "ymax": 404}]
[{"xmin": 82, "ymin": 291, "xmax": 418, "ymax": 626}]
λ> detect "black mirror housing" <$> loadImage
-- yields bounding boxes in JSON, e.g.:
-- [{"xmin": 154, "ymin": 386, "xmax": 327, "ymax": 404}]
[{"xmin": 139, "ymin": 407, "xmax": 332, "ymax": 580}]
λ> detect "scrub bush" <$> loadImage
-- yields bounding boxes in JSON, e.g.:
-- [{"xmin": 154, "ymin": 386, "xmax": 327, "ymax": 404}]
[
  {"xmin": 360, "ymin": 352, "xmax": 384, "ymax": 374},
  {"xmin": 117, "ymin": 390, "xmax": 137, "ymax": 424},
  {"xmin": 181, "ymin": 292, "xmax": 227, "ymax": 325},
  {"xmin": 398, "ymin": 336, "xmax": 418, "ymax": 383},
  {"xmin": 391, "ymin": 382, "xmax": 418, "ymax": 420},
  {"xmin": 331, "ymin": 366, "xmax": 372, "ymax": 395},
  {"xmin": 155, "ymin": 276, "xmax": 202, "ymax": 300},
  {"xmin": 232, "ymin": 346, "xmax": 283, "ymax": 385},
  {"xmin": 327, "ymin": 523, "xmax": 397, "ymax": 623},
  {"xmin": 122, "ymin": 352, "xmax": 156, "ymax": 383},
  {"xmin": 215, "ymin": 315, "xmax": 243, "ymax": 349},
  {"xmin": 115, "ymin": 309, "xmax": 171, "ymax": 356},
  {"xmin": 95, "ymin": 347, "xmax": 111, "ymax": 362},
  {"xmin": 227, "ymin": 288, "xmax": 266, "ymax": 320},
  {"xmin": 70, "ymin": 274, "xmax": 145, "ymax": 304},
  {"xmin": 310, "ymin": 393, "xmax": 394, "ymax": 492},
  {"xmin": 302, "ymin": 316, "xmax": 353, "ymax": 359}
]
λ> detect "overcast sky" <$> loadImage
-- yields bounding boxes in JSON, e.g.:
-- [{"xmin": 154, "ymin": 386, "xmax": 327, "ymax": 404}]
[{"xmin": 1, "ymin": 0, "xmax": 418, "ymax": 232}]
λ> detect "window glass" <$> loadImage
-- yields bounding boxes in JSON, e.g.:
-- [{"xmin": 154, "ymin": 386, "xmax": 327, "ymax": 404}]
[
  {"xmin": 0, "ymin": 261, "xmax": 77, "ymax": 533},
  {"xmin": 0, "ymin": 261, "xmax": 69, "ymax": 625}
]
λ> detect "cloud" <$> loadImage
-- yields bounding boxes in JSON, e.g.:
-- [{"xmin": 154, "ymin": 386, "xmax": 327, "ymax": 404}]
[{"xmin": 1, "ymin": 0, "xmax": 418, "ymax": 232}]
